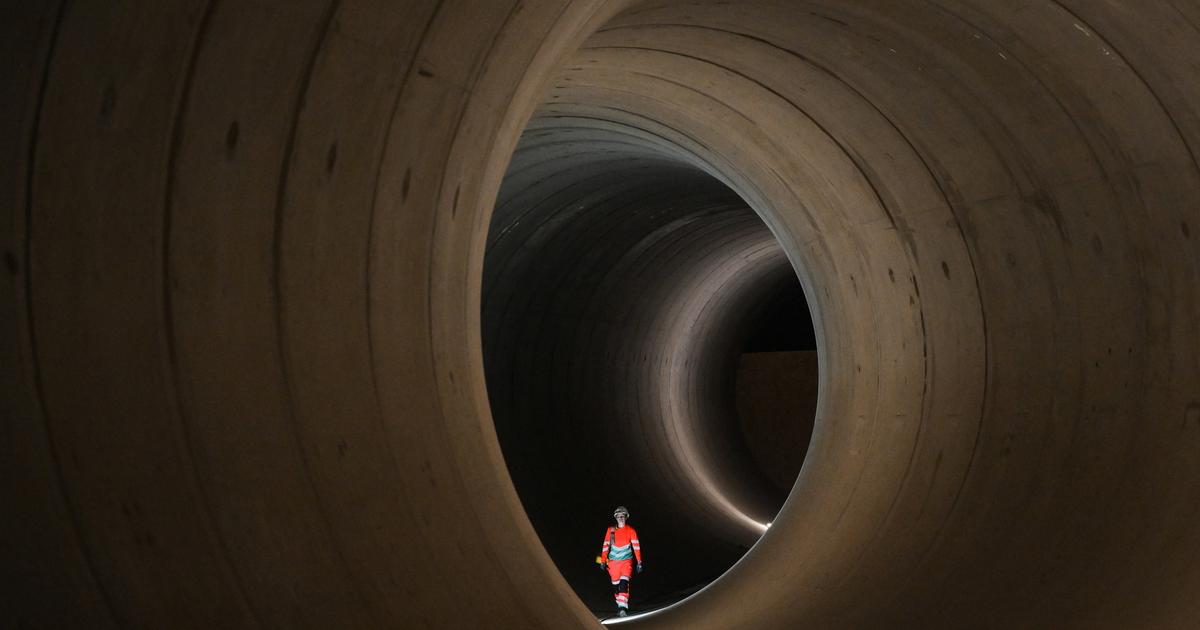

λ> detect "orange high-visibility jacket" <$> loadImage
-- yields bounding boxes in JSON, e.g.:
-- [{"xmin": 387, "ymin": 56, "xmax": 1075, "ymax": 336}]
[{"xmin": 600, "ymin": 525, "xmax": 642, "ymax": 564}]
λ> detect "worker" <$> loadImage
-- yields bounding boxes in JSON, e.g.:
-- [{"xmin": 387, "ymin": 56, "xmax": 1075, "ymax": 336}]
[{"xmin": 598, "ymin": 505, "xmax": 643, "ymax": 617}]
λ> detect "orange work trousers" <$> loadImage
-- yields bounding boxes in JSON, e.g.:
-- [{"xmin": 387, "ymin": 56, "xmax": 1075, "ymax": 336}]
[{"xmin": 607, "ymin": 559, "xmax": 634, "ymax": 610}]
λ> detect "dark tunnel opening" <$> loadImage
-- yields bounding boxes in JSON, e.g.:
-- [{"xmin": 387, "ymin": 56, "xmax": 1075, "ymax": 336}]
[
  {"xmin": 480, "ymin": 118, "xmax": 818, "ymax": 615},
  {"xmin": 735, "ymin": 277, "xmax": 819, "ymax": 498},
  {"xmin": 741, "ymin": 279, "xmax": 818, "ymax": 354}
]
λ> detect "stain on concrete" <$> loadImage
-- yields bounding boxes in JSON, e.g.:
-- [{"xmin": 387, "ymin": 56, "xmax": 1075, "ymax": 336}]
[
  {"xmin": 1028, "ymin": 190, "xmax": 1070, "ymax": 243},
  {"xmin": 224, "ymin": 121, "xmax": 239, "ymax": 159}
]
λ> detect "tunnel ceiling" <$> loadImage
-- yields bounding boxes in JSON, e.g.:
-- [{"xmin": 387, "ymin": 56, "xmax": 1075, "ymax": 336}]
[{"xmin": 4, "ymin": 1, "xmax": 1200, "ymax": 629}]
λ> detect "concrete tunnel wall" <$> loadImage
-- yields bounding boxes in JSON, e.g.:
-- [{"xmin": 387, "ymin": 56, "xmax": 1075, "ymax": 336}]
[{"xmin": 3, "ymin": 1, "xmax": 1199, "ymax": 628}]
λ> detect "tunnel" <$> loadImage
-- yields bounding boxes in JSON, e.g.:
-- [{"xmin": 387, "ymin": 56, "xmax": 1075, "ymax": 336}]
[
  {"xmin": 481, "ymin": 116, "xmax": 818, "ymax": 612},
  {"xmin": 3, "ymin": 1, "xmax": 1200, "ymax": 629}
]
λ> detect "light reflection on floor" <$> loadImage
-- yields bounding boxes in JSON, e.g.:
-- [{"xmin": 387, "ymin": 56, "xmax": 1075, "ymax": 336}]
[{"xmin": 599, "ymin": 607, "xmax": 667, "ymax": 625}]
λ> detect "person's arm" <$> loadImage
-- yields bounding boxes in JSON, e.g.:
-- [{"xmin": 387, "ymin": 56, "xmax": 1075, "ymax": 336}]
[
  {"xmin": 631, "ymin": 526, "xmax": 642, "ymax": 564},
  {"xmin": 600, "ymin": 527, "xmax": 612, "ymax": 564}
]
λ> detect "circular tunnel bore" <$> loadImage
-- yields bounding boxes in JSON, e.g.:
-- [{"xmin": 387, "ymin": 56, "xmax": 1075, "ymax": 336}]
[
  {"xmin": 481, "ymin": 116, "xmax": 818, "ymax": 613},
  {"xmin": 7, "ymin": 1, "xmax": 1200, "ymax": 629}
]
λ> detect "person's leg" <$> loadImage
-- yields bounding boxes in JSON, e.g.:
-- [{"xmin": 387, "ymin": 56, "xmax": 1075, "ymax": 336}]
[
  {"xmin": 607, "ymin": 561, "xmax": 624, "ymax": 611},
  {"xmin": 616, "ymin": 559, "xmax": 634, "ymax": 613},
  {"xmin": 616, "ymin": 578, "xmax": 629, "ymax": 612},
  {"xmin": 607, "ymin": 559, "xmax": 633, "ymax": 613}
]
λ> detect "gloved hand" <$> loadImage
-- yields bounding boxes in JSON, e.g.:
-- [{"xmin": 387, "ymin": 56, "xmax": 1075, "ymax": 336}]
[
  {"xmin": 636, "ymin": 563, "xmax": 643, "ymax": 574},
  {"xmin": 601, "ymin": 562, "xmax": 608, "ymax": 571}
]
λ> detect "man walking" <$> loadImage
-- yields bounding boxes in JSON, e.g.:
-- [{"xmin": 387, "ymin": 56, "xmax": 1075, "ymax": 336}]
[{"xmin": 599, "ymin": 506, "xmax": 643, "ymax": 617}]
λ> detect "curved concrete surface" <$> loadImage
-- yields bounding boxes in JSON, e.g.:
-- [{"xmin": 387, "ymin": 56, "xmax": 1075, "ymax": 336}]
[{"xmin": 4, "ymin": 1, "xmax": 1200, "ymax": 628}]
